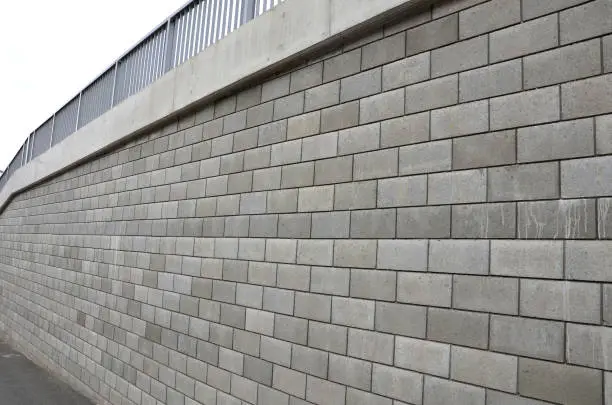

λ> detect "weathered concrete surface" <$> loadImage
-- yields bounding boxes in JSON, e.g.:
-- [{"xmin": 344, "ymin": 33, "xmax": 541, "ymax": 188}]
[{"xmin": 0, "ymin": 341, "xmax": 92, "ymax": 405}]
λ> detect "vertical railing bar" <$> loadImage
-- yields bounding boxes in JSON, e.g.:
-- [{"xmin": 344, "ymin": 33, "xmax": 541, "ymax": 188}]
[
  {"xmin": 137, "ymin": 43, "xmax": 146, "ymax": 92},
  {"xmin": 110, "ymin": 63, "xmax": 118, "ymax": 108},
  {"xmin": 186, "ymin": 5, "xmax": 194, "ymax": 60},
  {"xmin": 194, "ymin": 2, "xmax": 204, "ymax": 56},
  {"xmin": 75, "ymin": 92, "xmax": 82, "ymax": 131},
  {"xmin": 189, "ymin": 4, "xmax": 198, "ymax": 58},
  {"xmin": 205, "ymin": 0, "xmax": 214, "ymax": 48},
  {"xmin": 177, "ymin": 12, "xmax": 185, "ymax": 65},
  {"xmin": 49, "ymin": 114, "xmax": 56, "ymax": 148},
  {"xmin": 220, "ymin": 0, "xmax": 227, "ymax": 37}
]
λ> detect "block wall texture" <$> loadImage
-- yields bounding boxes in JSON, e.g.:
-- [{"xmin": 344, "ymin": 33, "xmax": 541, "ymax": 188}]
[{"xmin": 1, "ymin": 0, "xmax": 612, "ymax": 404}]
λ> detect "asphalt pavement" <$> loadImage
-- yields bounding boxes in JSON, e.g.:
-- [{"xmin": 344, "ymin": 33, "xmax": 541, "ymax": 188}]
[{"xmin": 0, "ymin": 340, "xmax": 93, "ymax": 405}]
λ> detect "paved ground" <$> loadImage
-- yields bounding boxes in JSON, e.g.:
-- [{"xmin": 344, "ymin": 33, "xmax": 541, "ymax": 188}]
[{"xmin": 0, "ymin": 340, "xmax": 92, "ymax": 405}]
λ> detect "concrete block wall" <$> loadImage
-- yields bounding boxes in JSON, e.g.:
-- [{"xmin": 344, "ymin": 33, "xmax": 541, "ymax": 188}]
[{"xmin": 1, "ymin": 0, "xmax": 612, "ymax": 404}]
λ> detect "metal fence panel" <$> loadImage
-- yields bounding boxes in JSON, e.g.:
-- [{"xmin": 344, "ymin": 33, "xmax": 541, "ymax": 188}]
[{"xmin": 0, "ymin": 0, "xmax": 286, "ymax": 190}]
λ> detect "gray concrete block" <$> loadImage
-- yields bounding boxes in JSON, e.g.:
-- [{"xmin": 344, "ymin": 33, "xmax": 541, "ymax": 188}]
[
  {"xmin": 333, "ymin": 239, "xmax": 377, "ymax": 268},
  {"xmin": 261, "ymin": 336, "xmax": 292, "ymax": 367},
  {"xmin": 348, "ymin": 328, "xmax": 394, "ymax": 365},
  {"xmin": 453, "ymin": 130, "xmax": 516, "ymax": 170},
  {"xmin": 247, "ymin": 102, "xmax": 274, "ymax": 127},
  {"xmin": 243, "ymin": 146, "xmax": 270, "ymax": 170},
  {"xmin": 297, "ymin": 240, "xmax": 332, "ymax": 266},
  {"xmin": 429, "ymin": 240, "xmax": 489, "ymax": 275},
  {"xmin": 382, "ymin": 52, "xmax": 430, "ymax": 91},
  {"xmin": 490, "ymin": 14, "xmax": 558, "ymax": 62},
  {"xmin": 305, "ymin": 81, "xmax": 340, "ymax": 112},
  {"xmin": 424, "ymin": 376, "xmax": 485, "ymax": 405},
  {"xmin": 353, "ymin": 148, "xmax": 398, "ymax": 180},
  {"xmin": 362, "ymin": 32, "xmax": 406, "ymax": 69},
  {"xmin": 518, "ymin": 358, "xmax": 602, "ymax": 405},
  {"xmin": 405, "ymin": 74, "xmax": 458, "ymax": 115},
  {"xmin": 395, "ymin": 336, "xmax": 450, "ymax": 377},
  {"xmin": 302, "ymin": 132, "xmax": 338, "ymax": 161},
  {"xmin": 490, "ymin": 315, "xmax": 564, "ymax": 361},
  {"xmin": 359, "ymin": 89, "xmax": 404, "ymax": 124},
  {"xmin": 399, "ymin": 140, "xmax": 451, "ymax": 175},
  {"xmin": 524, "ymin": 39, "xmax": 601, "ymax": 89},
  {"xmin": 518, "ymin": 118, "xmax": 594, "ymax": 163},
  {"xmin": 567, "ymin": 323, "xmax": 612, "ymax": 370},
  {"xmin": 281, "ymin": 162, "xmax": 314, "ymax": 188},
  {"xmin": 298, "ymin": 185, "xmax": 334, "ymax": 212},
  {"xmin": 454, "ymin": 275, "xmax": 518, "ymax": 315},
  {"xmin": 334, "ymin": 180, "xmax": 376, "ymax": 210},
  {"xmin": 460, "ymin": 60, "xmax": 522, "ymax": 102},
  {"xmin": 291, "ymin": 63, "xmax": 323, "ymax": 93},
  {"xmin": 427, "ymin": 308, "xmax": 489, "ymax": 349},
  {"xmin": 311, "ymin": 211, "xmax": 350, "ymax": 238},
  {"xmin": 488, "ymin": 162, "xmax": 559, "ymax": 201},
  {"xmin": 340, "ymin": 68, "xmax": 382, "ymax": 102},
  {"xmin": 491, "ymin": 240, "xmax": 563, "ymax": 278},
  {"xmin": 248, "ymin": 262, "xmax": 276, "ymax": 288},
  {"xmin": 521, "ymin": 279, "xmax": 601, "ymax": 323},
  {"xmin": 329, "ymin": 355, "xmax": 372, "ymax": 390},
  {"xmin": 273, "ymin": 364, "xmax": 307, "ymax": 398},
  {"xmin": 562, "ymin": 74, "xmax": 612, "ymax": 119},
  {"xmin": 278, "ymin": 213, "xmax": 311, "ymax": 238},
  {"xmin": 432, "ymin": 35, "xmax": 488, "ymax": 77},
  {"xmin": 305, "ymin": 376, "xmax": 346, "ymax": 405},
  {"xmin": 271, "ymin": 139, "xmax": 302, "ymax": 166},
  {"xmin": 245, "ymin": 309, "xmax": 274, "ymax": 337},
  {"xmin": 517, "ymin": 199, "xmax": 597, "ymax": 239},
  {"xmin": 332, "ymin": 297, "xmax": 375, "ymax": 329},
  {"xmin": 259, "ymin": 120, "xmax": 288, "ymax": 146},
  {"xmin": 566, "ymin": 241, "xmax": 612, "ymax": 281},
  {"xmin": 308, "ymin": 321, "xmax": 348, "ymax": 355},
  {"xmin": 563, "ymin": 156, "xmax": 612, "ymax": 198},
  {"xmin": 223, "ymin": 110, "xmax": 247, "ymax": 134},
  {"xmin": 244, "ymin": 356, "xmax": 272, "ymax": 386},
  {"xmin": 459, "ymin": 0, "xmax": 521, "ymax": 39},
  {"xmin": 492, "ymin": 86, "xmax": 561, "ymax": 130},
  {"xmin": 227, "ymin": 171, "xmax": 252, "ymax": 194},
  {"xmin": 295, "ymin": 292, "xmax": 330, "ymax": 322},
  {"xmin": 487, "ymin": 391, "xmax": 552, "ymax": 405},
  {"xmin": 428, "ymin": 169, "xmax": 487, "ymax": 204},
  {"xmin": 372, "ymin": 364, "xmax": 423, "ymax": 404},
  {"xmin": 398, "ymin": 272, "xmax": 452, "ymax": 307},
  {"xmin": 236, "ymin": 284, "xmax": 263, "ymax": 308},
  {"xmin": 375, "ymin": 302, "xmax": 426, "ymax": 338},
  {"xmin": 321, "ymin": 101, "xmax": 359, "ymax": 132},
  {"xmin": 377, "ymin": 175, "xmax": 426, "ymax": 208},
  {"xmin": 605, "ymin": 35, "xmax": 612, "ymax": 73},
  {"xmin": 522, "ymin": 0, "xmax": 591, "ymax": 20},
  {"xmin": 240, "ymin": 191, "xmax": 267, "ymax": 214},
  {"xmin": 405, "ymin": 14, "xmax": 458, "ymax": 56},
  {"xmin": 350, "ymin": 209, "xmax": 396, "ymax": 238},
  {"xmin": 274, "ymin": 314, "xmax": 307, "ymax": 345},
  {"xmin": 380, "ymin": 111, "xmax": 429, "ymax": 148},
  {"xmin": 560, "ymin": 0, "xmax": 612, "ymax": 45},
  {"xmin": 265, "ymin": 239, "xmax": 297, "ymax": 264},
  {"xmin": 596, "ymin": 114, "xmax": 612, "ymax": 155},
  {"xmin": 267, "ymin": 189, "xmax": 298, "ymax": 214},
  {"xmin": 431, "ymin": 100, "xmax": 489, "ymax": 139},
  {"xmin": 323, "ymin": 49, "xmax": 361, "ymax": 82},
  {"xmin": 338, "ymin": 123, "xmax": 380, "ymax": 155},
  {"xmin": 287, "ymin": 111, "xmax": 321, "ymax": 140},
  {"xmin": 215, "ymin": 96, "xmax": 237, "ymax": 118},
  {"xmin": 258, "ymin": 385, "xmax": 288, "ymax": 404},
  {"xmin": 350, "ymin": 269, "xmax": 396, "ymax": 301},
  {"xmin": 311, "ymin": 266, "xmax": 350, "ymax": 296},
  {"xmin": 236, "ymin": 85, "xmax": 262, "ymax": 110},
  {"xmin": 277, "ymin": 264, "xmax": 310, "ymax": 292},
  {"xmin": 314, "ymin": 155, "xmax": 353, "ymax": 185},
  {"xmin": 249, "ymin": 214, "xmax": 278, "ymax": 237},
  {"xmin": 605, "ymin": 284, "xmax": 612, "ymax": 326},
  {"xmin": 397, "ymin": 206, "xmax": 451, "ymax": 238},
  {"xmin": 262, "ymin": 75, "xmax": 290, "ymax": 102}
]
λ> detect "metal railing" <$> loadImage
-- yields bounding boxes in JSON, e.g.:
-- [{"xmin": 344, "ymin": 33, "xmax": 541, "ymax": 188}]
[{"xmin": 0, "ymin": 0, "xmax": 284, "ymax": 192}]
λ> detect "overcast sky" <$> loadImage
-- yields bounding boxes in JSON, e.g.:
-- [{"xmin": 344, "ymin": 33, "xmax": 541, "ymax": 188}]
[{"xmin": 0, "ymin": 0, "xmax": 187, "ymax": 171}]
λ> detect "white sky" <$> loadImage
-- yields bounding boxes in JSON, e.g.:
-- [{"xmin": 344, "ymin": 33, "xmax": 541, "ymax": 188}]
[{"xmin": 0, "ymin": 0, "xmax": 187, "ymax": 171}]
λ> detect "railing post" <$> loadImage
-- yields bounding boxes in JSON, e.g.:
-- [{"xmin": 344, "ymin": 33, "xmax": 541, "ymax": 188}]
[
  {"xmin": 49, "ymin": 114, "xmax": 56, "ymax": 148},
  {"xmin": 75, "ymin": 92, "xmax": 83, "ymax": 131},
  {"xmin": 110, "ymin": 63, "xmax": 119, "ymax": 108},
  {"xmin": 163, "ymin": 19, "xmax": 177, "ymax": 73},
  {"xmin": 241, "ymin": 0, "xmax": 257, "ymax": 24}
]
